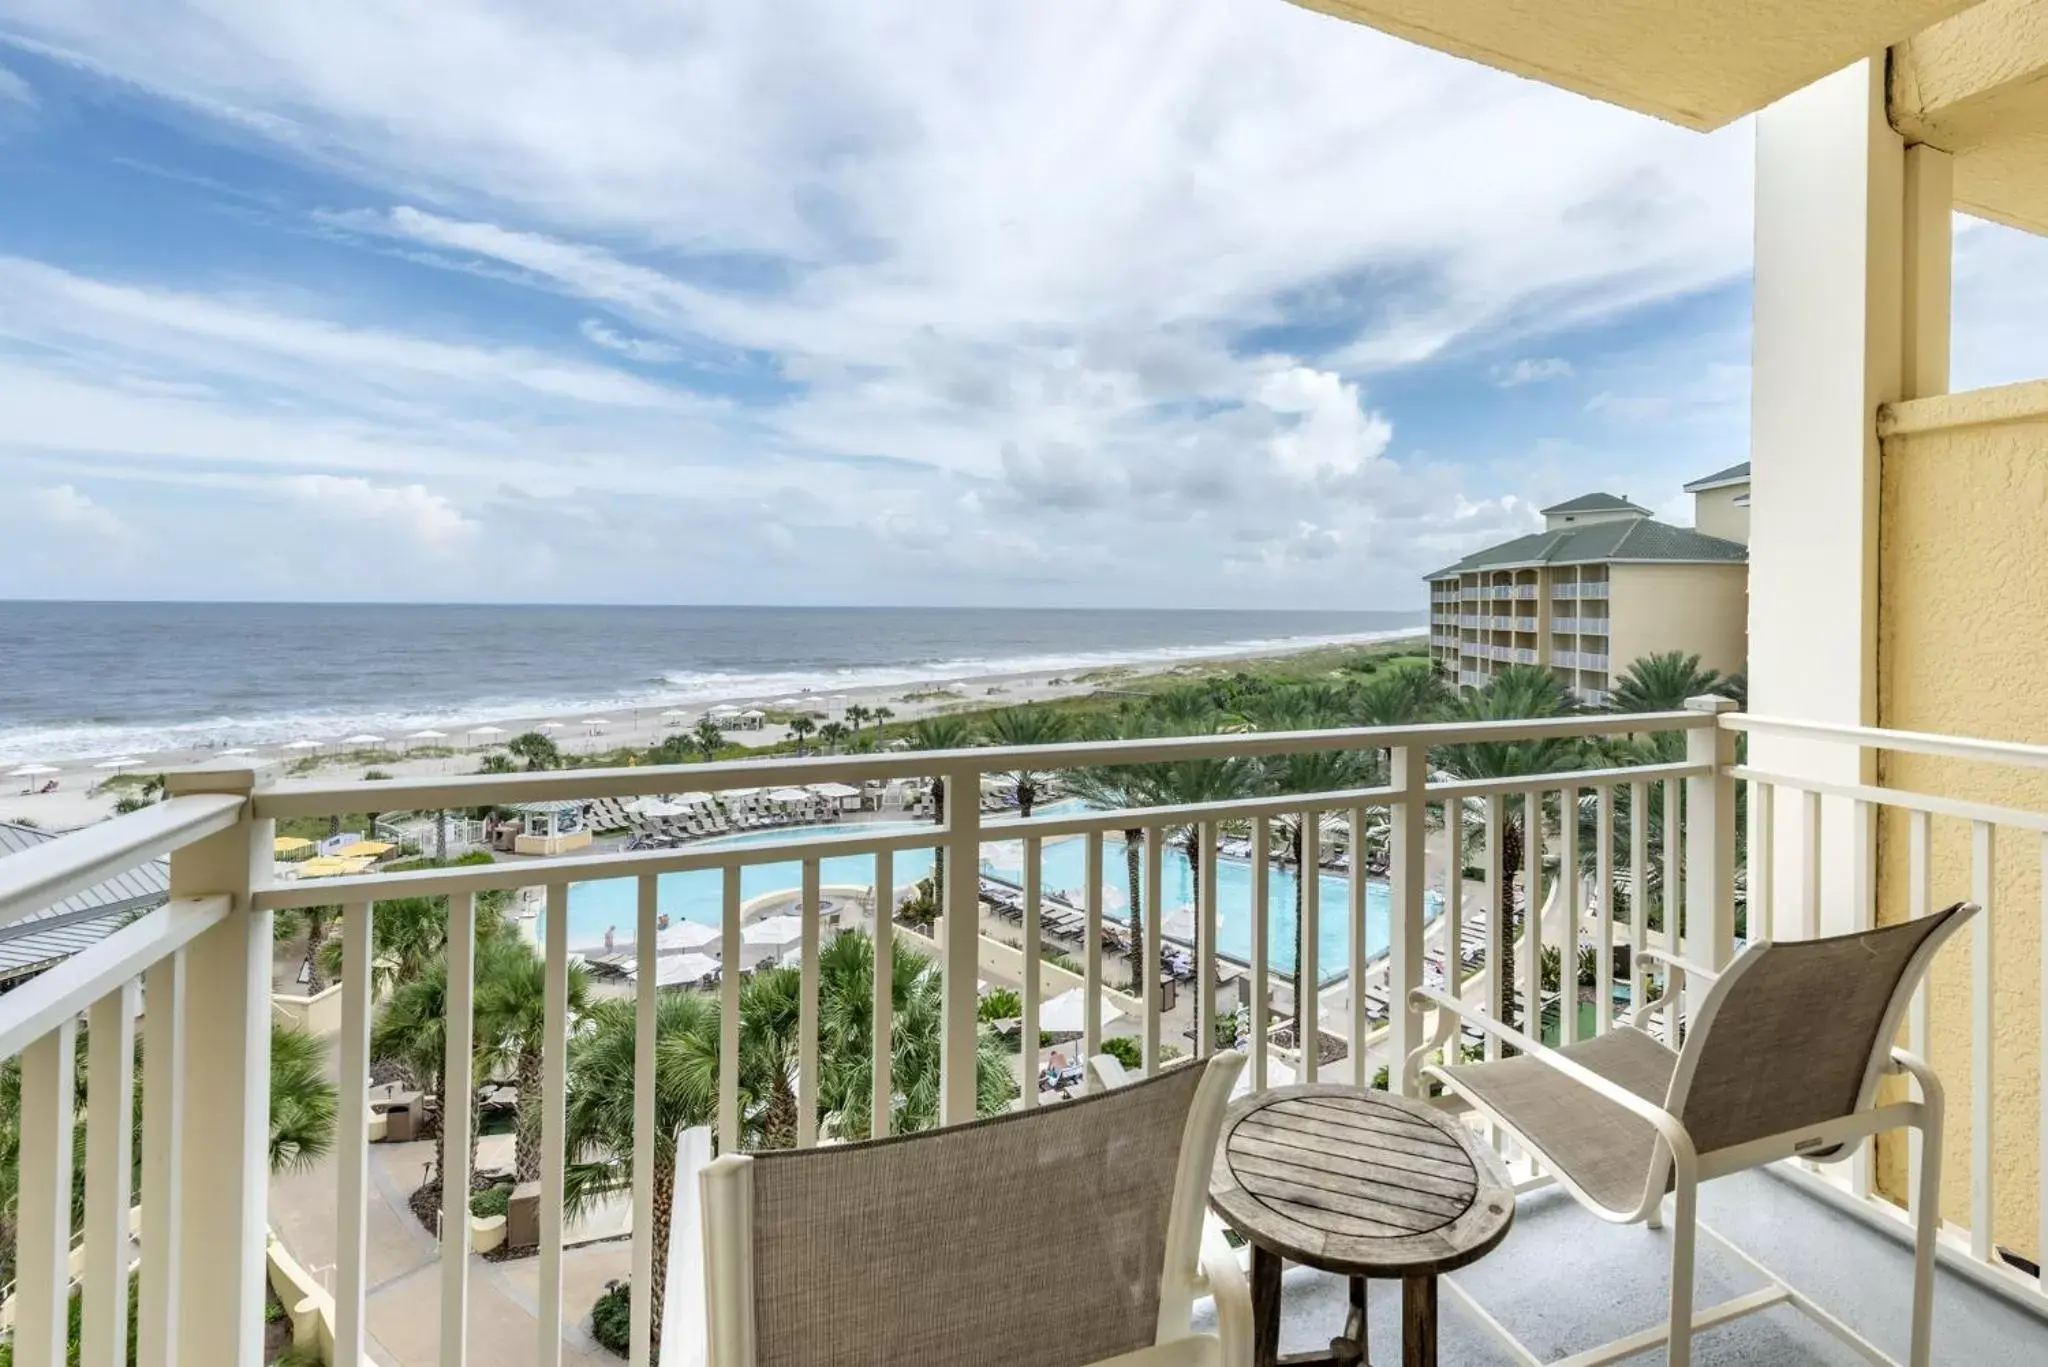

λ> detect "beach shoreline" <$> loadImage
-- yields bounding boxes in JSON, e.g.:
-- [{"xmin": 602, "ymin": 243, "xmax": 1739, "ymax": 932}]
[{"xmin": 0, "ymin": 627, "xmax": 1425, "ymax": 831}]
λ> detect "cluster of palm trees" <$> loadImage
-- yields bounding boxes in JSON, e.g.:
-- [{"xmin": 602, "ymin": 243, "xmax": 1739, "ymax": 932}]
[{"xmin": 899, "ymin": 651, "xmax": 1737, "ymax": 1044}]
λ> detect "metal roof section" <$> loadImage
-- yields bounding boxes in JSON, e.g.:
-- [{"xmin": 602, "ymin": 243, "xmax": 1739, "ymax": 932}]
[{"xmin": 0, "ymin": 821, "xmax": 170, "ymax": 982}]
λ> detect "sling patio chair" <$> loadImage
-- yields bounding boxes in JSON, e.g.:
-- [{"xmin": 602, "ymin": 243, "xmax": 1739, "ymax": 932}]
[
  {"xmin": 698, "ymin": 1051, "xmax": 1251, "ymax": 1367},
  {"xmin": 1403, "ymin": 902, "xmax": 1976, "ymax": 1367}
]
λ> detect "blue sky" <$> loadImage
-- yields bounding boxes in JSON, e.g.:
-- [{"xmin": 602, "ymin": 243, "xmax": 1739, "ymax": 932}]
[{"xmin": 0, "ymin": 2, "xmax": 2040, "ymax": 609}]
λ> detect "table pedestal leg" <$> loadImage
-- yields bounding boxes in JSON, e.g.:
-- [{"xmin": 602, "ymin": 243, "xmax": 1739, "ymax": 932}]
[
  {"xmin": 1403, "ymin": 1275, "xmax": 1438, "ymax": 1367},
  {"xmin": 1252, "ymin": 1246, "xmax": 1284, "ymax": 1367}
]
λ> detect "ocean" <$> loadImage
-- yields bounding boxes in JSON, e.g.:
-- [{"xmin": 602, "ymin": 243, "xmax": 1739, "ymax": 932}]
[{"xmin": 0, "ymin": 602, "xmax": 1423, "ymax": 763}]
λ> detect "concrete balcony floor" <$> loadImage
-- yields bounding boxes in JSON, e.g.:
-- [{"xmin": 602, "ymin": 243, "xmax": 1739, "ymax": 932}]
[{"xmin": 1201, "ymin": 1169, "xmax": 2048, "ymax": 1364}]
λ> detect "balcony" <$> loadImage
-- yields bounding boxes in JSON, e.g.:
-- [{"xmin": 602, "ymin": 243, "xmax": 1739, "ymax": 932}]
[
  {"xmin": 1459, "ymin": 614, "xmax": 1482, "ymax": 628},
  {"xmin": 1557, "ymin": 650, "xmax": 1612, "ymax": 671},
  {"xmin": 1513, "ymin": 585, "xmax": 1539, "ymax": 600},
  {"xmin": 4, "ymin": 709, "xmax": 2048, "ymax": 1365}
]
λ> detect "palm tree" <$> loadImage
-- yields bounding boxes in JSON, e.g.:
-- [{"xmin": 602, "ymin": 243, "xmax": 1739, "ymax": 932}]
[
  {"xmin": 1136, "ymin": 756, "xmax": 1258, "ymax": 1019},
  {"xmin": 817, "ymin": 721, "xmax": 851, "ymax": 753},
  {"xmin": 475, "ymin": 940, "xmax": 592, "ymax": 1184},
  {"xmin": 319, "ymin": 894, "xmax": 512, "ymax": 996},
  {"xmin": 1609, "ymin": 651, "xmax": 1723, "ymax": 713},
  {"xmin": 564, "ymin": 992, "xmax": 720, "ymax": 1361},
  {"xmin": 372, "ymin": 957, "xmax": 461, "ymax": 1191},
  {"xmin": 787, "ymin": 715, "xmax": 817, "ymax": 756},
  {"xmin": 1432, "ymin": 665, "xmax": 1585, "ymax": 1030},
  {"xmin": 845, "ymin": 704, "xmax": 873, "ymax": 733},
  {"xmin": 984, "ymin": 706, "xmax": 1072, "ymax": 817},
  {"xmin": 1064, "ymin": 715, "xmax": 1163, "ymax": 995},
  {"xmin": 269, "ymin": 1025, "xmax": 340, "ymax": 1174},
  {"xmin": 691, "ymin": 718, "xmax": 725, "ymax": 762},
  {"xmin": 908, "ymin": 717, "xmax": 976, "ymax": 913},
  {"xmin": 275, "ymin": 903, "xmax": 339, "ymax": 993},
  {"xmin": 871, "ymin": 706, "xmax": 895, "ymax": 732},
  {"xmin": 505, "ymin": 731, "xmax": 562, "ymax": 771}
]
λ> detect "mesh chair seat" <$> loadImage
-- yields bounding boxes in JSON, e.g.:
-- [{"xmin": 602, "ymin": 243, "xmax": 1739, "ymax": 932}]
[{"xmin": 1442, "ymin": 1027, "xmax": 1678, "ymax": 1213}]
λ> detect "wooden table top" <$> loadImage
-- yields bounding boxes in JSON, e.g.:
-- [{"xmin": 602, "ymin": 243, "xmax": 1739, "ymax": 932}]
[{"xmin": 1208, "ymin": 1083, "xmax": 1514, "ymax": 1278}]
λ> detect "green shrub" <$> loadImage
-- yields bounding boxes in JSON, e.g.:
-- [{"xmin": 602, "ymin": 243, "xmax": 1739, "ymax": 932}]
[
  {"xmin": 977, "ymin": 987, "xmax": 1021, "ymax": 1022},
  {"xmin": 1099, "ymin": 1036, "xmax": 1142, "ymax": 1070},
  {"xmin": 470, "ymin": 1183, "xmax": 513, "ymax": 1219},
  {"xmin": 590, "ymin": 1281, "xmax": 632, "ymax": 1357}
]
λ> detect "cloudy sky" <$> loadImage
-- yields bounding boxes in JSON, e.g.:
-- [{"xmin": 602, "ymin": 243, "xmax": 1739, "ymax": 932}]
[{"xmin": 0, "ymin": 2, "xmax": 2039, "ymax": 609}]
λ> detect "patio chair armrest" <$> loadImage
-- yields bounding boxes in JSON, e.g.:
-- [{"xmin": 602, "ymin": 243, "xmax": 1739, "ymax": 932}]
[
  {"xmin": 1635, "ymin": 945, "xmax": 1720, "ymax": 984},
  {"xmin": 1402, "ymin": 985, "xmax": 1488, "ymax": 1088},
  {"xmin": 1198, "ymin": 1217, "xmax": 1252, "ymax": 1367}
]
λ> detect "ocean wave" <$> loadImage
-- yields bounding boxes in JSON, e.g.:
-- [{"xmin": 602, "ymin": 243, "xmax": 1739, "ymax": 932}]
[{"xmin": 0, "ymin": 625, "xmax": 1421, "ymax": 764}]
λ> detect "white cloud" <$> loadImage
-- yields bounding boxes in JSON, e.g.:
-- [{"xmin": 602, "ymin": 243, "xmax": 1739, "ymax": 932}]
[
  {"xmin": 1494, "ymin": 357, "xmax": 1573, "ymax": 386},
  {"xmin": 0, "ymin": 0, "xmax": 1767, "ymax": 604},
  {"xmin": 284, "ymin": 475, "xmax": 478, "ymax": 552},
  {"xmin": 30, "ymin": 483, "xmax": 128, "ymax": 540},
  {"xmin": 1255, "ymin": 366, "xmax": 1393, "ymax": 482},
  {"xmin": 578, "ymin": 318, "xmax": 681, "ymax": 363},
  {"xmin": 0, "ymin": 63, "xmax": 33, "ymax": 107}
]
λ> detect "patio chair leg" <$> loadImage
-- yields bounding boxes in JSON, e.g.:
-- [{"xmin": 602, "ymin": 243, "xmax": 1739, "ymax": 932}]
[
  {"xmin": 1666, "ymin": 1179, "xmax": 1698, "ymax": 1367},
  {"xmin": 1646, "ymin": 1195, "xmax": 1663, "ymax": 1231},
  {"xmin": 1910, "ymin": 1093, "xmax": 1945, "ymax": 1367}
]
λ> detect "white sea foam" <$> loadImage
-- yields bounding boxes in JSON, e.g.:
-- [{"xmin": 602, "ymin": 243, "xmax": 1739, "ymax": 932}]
[{"xmin": 0, "ymin": 626, "xmax": 1421, "ymax": 764}]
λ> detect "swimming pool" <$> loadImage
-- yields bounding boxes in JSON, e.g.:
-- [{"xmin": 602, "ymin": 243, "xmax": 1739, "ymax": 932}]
[{"xmin": 564, "ymin": 815, "xmax": 1436, "ymax": 981}]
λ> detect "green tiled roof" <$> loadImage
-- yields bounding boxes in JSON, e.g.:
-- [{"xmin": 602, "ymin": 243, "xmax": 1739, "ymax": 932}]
[
  {"xmin": 1538, "ymin": 492, "xmax": 1647, "ymax": 515},
  {"xmin": 1683, "ymin": 461, "xmax": 1751, "ymax": 491},
  {"xmin": 1424, "ymin": 516, "xmax": 1747, "ymax": 576}
]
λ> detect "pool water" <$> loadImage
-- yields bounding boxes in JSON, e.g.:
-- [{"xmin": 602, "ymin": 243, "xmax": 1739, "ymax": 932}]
[{"xmin": 564, "ymin": 815, "xmax": 1437, "ymax": 981}]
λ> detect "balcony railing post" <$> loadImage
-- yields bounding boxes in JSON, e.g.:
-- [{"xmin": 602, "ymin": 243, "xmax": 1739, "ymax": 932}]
[
  {"xmin": 161, "ymin": 765, "xmax": 271, "ymax": 1367},
  {"xmin": 1683, "ymin": 699, "xmax": 1740, "ymax": 979},
  {"xmin": 941, "ymin": 762, "xmax": 982, "ymax": 1125},
  {"xmin": 1388, "ymin": 745, "xmax": 1428, "ymax": 1094}
]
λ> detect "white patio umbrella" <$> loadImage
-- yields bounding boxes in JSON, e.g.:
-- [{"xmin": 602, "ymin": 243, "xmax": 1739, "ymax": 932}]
[
  {"xmin": 405, "ymin": 729, "xmax": 447, "ymax": 742},
  {"xmin": 658, "ymin": 920, "xmax": 720, "ymax": 951},
  {"xmin": 742, "ymin": 915, "xmax": 805, "ymax": 947},
  {"xmin": 1040, "ymin": 988, "xmax": 1124, "ymax": 1035},
  {"xmin": 660, "ymin": 709, "xmax": 691, "ymax": 721},
  {"xmin": 283, "ymin": 740, "xmax": 322, "ymax": 751},
  {"xmin": 470, "ymin": 725, "xmax": 506, "ymax": 738},
  {"xmin": 646, "ymin": 953, "xmax": 721, "ymax": 987},
  {"xmin": 343, "ymin": 734, "xmax": 384, "ymax": 746},
  {"xmin": 8, "ymin": 764, "xmax": 58, "ymax": 777},
  {"xmin": 94, "ymin": 757, "xmax": 142, "ymax": 771},
  {"xmin": 709, "ymin": 704, "xmax": 741, "ymax": 716},
  {"xmin": 581, "ymin": 717, "xmax": 610, "ymax": 727},
  {"xmin": 539, "ymin": 721, "xmax": 566, "ymax": 732},
  {"xmin": 220, "ymin": 747, "xmax": 257, "ymax": 756},
  {"xmin": 1161, "ymin": 906, "xmax": 1198, "ymax": 942},
  {"xmin": 767, "ymin": 787, "xmax": 811, "ymax": 804}
]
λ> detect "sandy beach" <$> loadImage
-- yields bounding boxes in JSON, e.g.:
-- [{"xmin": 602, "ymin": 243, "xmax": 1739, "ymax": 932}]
[{"xmin": 0, "ymin": 630, "xmax": 1422, "ymax": 832}]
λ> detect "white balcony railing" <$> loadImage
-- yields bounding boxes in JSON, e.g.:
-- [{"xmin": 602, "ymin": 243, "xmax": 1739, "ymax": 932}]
[
  {"xmin": 1459, "ymin": 614, "xmax": 1482, "ymax": 628},
  {"xmin": 1512, "ymin": 648, "xmax": 1539, "ymax": 664},
  {"xmin": 1513, "ymin": 585, "xmax": 1538, "ymax": 600},
  {"xmin": 12, "ymin": 704, "xmax": 2048, "ymax": 1359}
]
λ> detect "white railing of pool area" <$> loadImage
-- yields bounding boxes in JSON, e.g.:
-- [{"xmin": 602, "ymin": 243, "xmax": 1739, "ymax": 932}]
[
  {"xmin": 0, "ymin": 705, "xmax": 1744, "ymax": 1367},
  {"xmin": 1720, "ymin": 710, "xmax": 2048, "ymax": 1318}
]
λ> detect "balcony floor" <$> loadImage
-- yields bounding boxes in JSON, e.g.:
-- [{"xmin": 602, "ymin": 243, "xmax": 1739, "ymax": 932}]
[{"xmin": 1200, "ymin": 1168, "xmax": 2048, "ymax": 1364}]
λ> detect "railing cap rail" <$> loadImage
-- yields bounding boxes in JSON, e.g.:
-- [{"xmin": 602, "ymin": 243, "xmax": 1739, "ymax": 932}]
[{"xmin": 248, "ymin": 711, "xmax": 1710, "ymax": 817}]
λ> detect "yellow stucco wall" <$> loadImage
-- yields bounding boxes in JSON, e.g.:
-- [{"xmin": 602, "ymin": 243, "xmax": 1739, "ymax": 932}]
[
  {"xmin": 1875, "ymin": 404, "xmax": 2048, "ymax": 1260},
  {"xmin": 1606, "ymin": 562, "xmax": 1749, "ymax": 679}
]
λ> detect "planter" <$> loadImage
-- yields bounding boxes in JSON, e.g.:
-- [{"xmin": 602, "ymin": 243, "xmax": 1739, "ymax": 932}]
[{"xmin": 471, "ymin": 1213, "xmax": 507, "ymax": 1254}]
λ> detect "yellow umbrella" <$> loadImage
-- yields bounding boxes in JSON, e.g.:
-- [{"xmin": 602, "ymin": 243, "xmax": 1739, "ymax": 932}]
[
  {"xmin": 273, "ymin": 836, "xmax": 315, "ymax": 854},
  {"xmin": 334, "ymin": 840, "xmax": 394, "ymax": 858},
  {"xmin": 297, "ymin": 856, "xmax": 348, "ymax": 877}
]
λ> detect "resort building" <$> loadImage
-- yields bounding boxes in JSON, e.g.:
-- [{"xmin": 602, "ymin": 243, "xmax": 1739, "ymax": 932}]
[{"xmin": 1426, "ymin": 465, "xmax": 1751, "ymax": 704}]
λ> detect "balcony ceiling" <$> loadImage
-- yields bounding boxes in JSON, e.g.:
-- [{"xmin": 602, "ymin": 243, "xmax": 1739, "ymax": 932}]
[
  {"xmin": 1893, "ymin": 0, "xmax": 2048, "ymax": 236},
  {"xmin": 1287, "ymin": 0, "xmax": 1982, "ymax": 130}
]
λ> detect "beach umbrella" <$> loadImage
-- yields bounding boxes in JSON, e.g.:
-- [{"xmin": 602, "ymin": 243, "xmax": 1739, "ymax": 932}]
[
  {"xmin": 767, "ymin": 787, "xmax": 811, "ymax": 804},
  {"xmin": 343, "ymin": 734, "xmax": 384, "ymax": 746},
  {"xmin": 8, "ymin": 764, "xmax": 58, "ymax": 777},
  {"xmin": 742, "ymin": 914, "xmax": 805, "ymax": 947},
  {"xmin": 581, "ymin": 717, "xmax": 610, "ymax": 727},
  {"xmin": 220, "ymin": 747, "xmax": 257, "ymax": 756},
  {"xmin": 334, "ymin": 839, "xmax": 393, "ymax": 858},
  {"xmin": 539, "ymin": 721, "xmax": 566, "ymax": 732},
  {"xmin": 470, "ymin": 725, "xmax": 506, "ymax": 738},
  {"xmin": 639, "ymin": 953, "xmax": 721, "ymax": 987},
  {"xmin": 273, "ymin": 836, "xmax": 315, "ymax": 855},
  {"xmin": 709, "ymin": 704, "xmax": 741, "ymax": 716},
  {"xmin": 283, "ymin": 740, "xmax": 322, "ymax": 751},
  {"xmin": 1040, "ymin": 988, "xmax": 1124, "ymax": 1035},
  {"xmin": 405, "ymin": 729, "xmax": 447, "ymax": 742},
  {"xmin": 659, "ymin": 709, "xmax": 691, "ymax": 721},
  {"xmin": 657, "ymin": 920, "xmax": 720, "ymax": 951},
  {"xmin": 93, "ymin": 757, "xmax": 142, "ymax": 771}
]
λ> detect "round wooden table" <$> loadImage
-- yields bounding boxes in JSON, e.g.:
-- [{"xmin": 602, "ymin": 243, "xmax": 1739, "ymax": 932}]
[{"xmin": 1208, "ymin": 1083, "xmax": 1514, "ymax": 1367}]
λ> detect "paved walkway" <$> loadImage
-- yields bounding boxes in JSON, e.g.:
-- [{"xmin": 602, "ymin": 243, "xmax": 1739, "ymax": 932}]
[{"xmin": 270, "ymin": 1124, "xmax": 631, "ymax": 1365}]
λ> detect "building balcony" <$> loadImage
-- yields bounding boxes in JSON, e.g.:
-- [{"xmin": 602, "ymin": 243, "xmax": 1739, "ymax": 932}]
[
  {"xmin": 4, "ymin": 709, "xmax": 2047, "ymax": 1365},
  {"xmin": 1513, "ymin": 584, "xmax": 1538, "ymax": 600},
  {"xmin": 1556, "ymin": 650, "xmax": 1612, "ymax": 671},
  {"xmin": 1459, "ymin": 614, "xmax": 1482, "ymax": 628}
]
